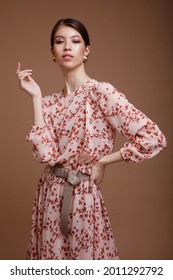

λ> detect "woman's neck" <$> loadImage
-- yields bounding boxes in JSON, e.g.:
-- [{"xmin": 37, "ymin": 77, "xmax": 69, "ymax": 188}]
[{"xmin": 61, "ymin": 65, "xmax": 91, "ymax": 95}]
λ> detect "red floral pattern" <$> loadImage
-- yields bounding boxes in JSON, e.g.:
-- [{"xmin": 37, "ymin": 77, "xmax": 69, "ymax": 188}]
[{"xmin": 26, "ymin": 79, "xmax": 167, "ymax": 259}]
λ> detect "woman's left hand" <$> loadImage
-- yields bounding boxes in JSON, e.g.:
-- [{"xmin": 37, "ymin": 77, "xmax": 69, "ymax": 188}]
[{"xmin": 89, "ymin": 161, "xmax": 106, "ymax": 191}]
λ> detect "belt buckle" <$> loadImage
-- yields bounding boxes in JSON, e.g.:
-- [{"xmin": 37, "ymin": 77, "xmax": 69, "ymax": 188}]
[{"xmin": 67, "ymin": 170, "xmax": 81, "ymax": 186}]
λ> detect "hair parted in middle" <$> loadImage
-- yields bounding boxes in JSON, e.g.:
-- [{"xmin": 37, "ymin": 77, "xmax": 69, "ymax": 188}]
[{"xmin": 50, "ymin": 18, "xmax": 90, "ymax": 48}]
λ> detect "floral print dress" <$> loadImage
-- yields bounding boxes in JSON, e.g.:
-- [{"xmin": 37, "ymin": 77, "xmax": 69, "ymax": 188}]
[{"xmin": 26, "ymin": 79, "xmax": 167, "ymax": 260}]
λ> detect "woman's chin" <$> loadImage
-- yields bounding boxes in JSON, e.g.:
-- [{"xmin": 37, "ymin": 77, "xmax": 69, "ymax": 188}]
[{"xmin": 59, "ymin": 62, "xmax": 84, "ymax": 72}]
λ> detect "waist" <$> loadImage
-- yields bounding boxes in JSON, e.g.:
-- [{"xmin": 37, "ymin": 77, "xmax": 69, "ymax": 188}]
[{"xmin": 48, "ymin": 163, "xmax": 92, "ymax": 175}]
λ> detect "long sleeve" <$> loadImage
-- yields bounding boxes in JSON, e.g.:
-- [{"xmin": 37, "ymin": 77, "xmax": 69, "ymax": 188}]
[
  {"xmin": 93, "ymin": 82, "xmax": 167, "ymax": 163},
  {"xmin": 120, "ymin": 120, "xmax": 167, "ymax": 163},
  {"xmin": 26, "ymin": 96, "xmax": 59, "ymax": 164}
]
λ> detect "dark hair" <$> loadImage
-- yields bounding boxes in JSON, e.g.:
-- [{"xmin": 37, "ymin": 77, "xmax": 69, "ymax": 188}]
[{"xmin": 50, "ymin": 18, "xmax": 90, "ymax": 48}]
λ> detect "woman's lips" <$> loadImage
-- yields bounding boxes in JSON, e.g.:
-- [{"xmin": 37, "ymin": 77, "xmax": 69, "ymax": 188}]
[{"xmin": 62, "ymin": 54, "xmax": 73, "ymax": 61}]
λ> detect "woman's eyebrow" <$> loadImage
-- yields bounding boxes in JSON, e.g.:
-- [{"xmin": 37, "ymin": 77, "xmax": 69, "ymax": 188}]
[{"xmin": 55, "ymin": 35, "xmax": 81, "ymax": 39}]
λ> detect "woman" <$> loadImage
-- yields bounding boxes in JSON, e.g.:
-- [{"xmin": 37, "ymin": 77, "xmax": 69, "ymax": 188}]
[{"xmin": 16, "ymin": 18, "xmax": 167, "ymax": 260}]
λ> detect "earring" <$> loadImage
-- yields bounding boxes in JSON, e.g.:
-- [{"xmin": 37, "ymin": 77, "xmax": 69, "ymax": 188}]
[
  {"xmin": 83, "ymin": 55, "xmax": 88, "ymax": 62},
  {"xmin": 52, "ymin": 56, "xmax": 56, "ymax": 62}
]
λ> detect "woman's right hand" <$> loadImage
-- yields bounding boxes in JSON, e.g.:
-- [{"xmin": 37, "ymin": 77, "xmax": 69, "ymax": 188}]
[{"xmin": 16, "ymin": 62, "xmax": 42, "ymax": 98}]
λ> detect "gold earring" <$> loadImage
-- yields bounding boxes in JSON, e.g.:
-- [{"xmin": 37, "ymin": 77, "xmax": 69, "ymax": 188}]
[
  {"xmin": 83, "ymin": 55, "xmax": 88, "ymax": 62},
  {"xmin": 52, "ymin": 56, "xmax": 56, "ymax": 62}
]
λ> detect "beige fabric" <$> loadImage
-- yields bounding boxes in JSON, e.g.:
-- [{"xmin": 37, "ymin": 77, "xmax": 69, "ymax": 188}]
[{"xmin": 49, "ymin": 165, "xmax": 90, "ymax": 236}]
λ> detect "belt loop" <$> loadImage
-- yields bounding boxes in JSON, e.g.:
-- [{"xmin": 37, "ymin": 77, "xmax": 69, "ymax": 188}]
[{"xmin": 59, "ymin": 168, "xmax": 69, "ymax": 179}]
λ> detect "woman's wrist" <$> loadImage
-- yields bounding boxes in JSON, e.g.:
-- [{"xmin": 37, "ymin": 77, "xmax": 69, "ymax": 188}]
[
  {"xmin": 97, "ymin": 150, "xmax": 124, "ymax": 167},
  {"xmin": 95, "ymin": 159, "xmax": 106, "ymax": 168},
  {"xmin": 32, "ymin": 93, "xmax": 42, "ymax": 102}
]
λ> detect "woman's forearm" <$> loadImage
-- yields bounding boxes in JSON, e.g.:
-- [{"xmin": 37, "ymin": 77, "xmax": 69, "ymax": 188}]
[
  {"xmin": 32, "ymin": 95, "xmax": 45, "ymax": 127},
  {"xmin": 98, "ymin": 150, "xmax": 124, "ymax": 166}
]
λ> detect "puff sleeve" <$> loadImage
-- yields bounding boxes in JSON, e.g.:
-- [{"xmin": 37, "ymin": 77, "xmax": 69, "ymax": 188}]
[
  {"xmin": 93, "ymin": 82, "xmax": 167, "ymax": 163},
  {"xmin": 26, "ymin": 96, "xmax": 59, "ymax": 164}
]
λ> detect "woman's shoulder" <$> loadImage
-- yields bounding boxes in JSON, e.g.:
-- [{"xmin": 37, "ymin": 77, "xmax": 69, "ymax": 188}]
[
  {"xmin": 89, "ymin": 79, "xmax": 125, "ymax": 99},
  {"xmin": 90, "ymin": 79, "xmax": 119, "ymax": 92},
  {"xmin": 43, "ymin": 90, "xmax": 62, "ymax": 98},
  {"xmin": 42, "ymin": 91, "xmax": 62, "ymax": 101},
  {"xmin": 42, "ymin": 91, "xmax": 63, "ymax": 110}
]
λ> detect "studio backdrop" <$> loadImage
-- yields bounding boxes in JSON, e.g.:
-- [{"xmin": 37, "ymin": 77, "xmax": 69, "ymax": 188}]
[{"xmin": 0, "ymin": 0, "xmax": 172, "ymax": 259}]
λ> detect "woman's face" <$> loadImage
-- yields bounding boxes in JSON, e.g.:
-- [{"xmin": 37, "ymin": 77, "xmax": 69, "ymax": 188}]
[{"xmin": 51, "ymin": 25, "xmax": 90, "ymax": 71}]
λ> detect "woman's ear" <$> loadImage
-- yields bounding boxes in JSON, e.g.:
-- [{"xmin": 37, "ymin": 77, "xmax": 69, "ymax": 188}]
[
  {"xmin": 51, "ymin": 48, "xmax": 54, "ymax": 56},
  {"xmin": 85, "ymin": 45, "xmax": 91, "ymax": 57},
  {"xmin": 51, "ymin": 48, "xmax": 56, "ymax": 62}
]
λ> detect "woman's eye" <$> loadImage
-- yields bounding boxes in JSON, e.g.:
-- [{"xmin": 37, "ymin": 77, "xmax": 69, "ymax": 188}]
[
  {"xmin": 55, "ymin": 40, "xmax": 63, "ymax": 44},
  {"xmin": 72, "ymin": 40, "xmax": 80, "ymax": 43}
]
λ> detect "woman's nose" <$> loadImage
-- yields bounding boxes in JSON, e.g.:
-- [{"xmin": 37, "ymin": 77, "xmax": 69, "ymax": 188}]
[
  {"xmin": 64, "ymin": 41, "xmax": 71, "ymax": 51},
  {"xmin": 64, "ymin": 47, "xmax": 71, "ymax": 51}
]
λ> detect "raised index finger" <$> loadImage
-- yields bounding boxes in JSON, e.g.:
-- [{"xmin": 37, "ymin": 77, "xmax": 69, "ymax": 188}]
[{"xmin": 16, "ymin": 62, "xmax": 21, "ymax": 74}]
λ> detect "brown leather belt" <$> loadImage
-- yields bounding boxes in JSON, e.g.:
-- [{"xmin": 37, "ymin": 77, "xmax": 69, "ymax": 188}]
[{"xmin": 49, "ymin": 164, "xmax": 90, "ymax": 237}]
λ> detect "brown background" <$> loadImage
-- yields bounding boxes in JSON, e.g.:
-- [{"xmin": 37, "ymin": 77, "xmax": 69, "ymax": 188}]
[{"xmin": 0, "ymin": 0, "xmax": 172, "ymax": 260}]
